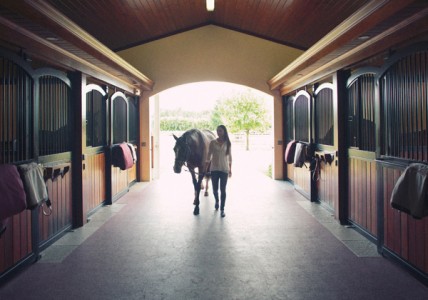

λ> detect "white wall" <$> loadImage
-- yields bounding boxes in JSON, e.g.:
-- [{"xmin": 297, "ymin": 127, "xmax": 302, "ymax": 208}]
[{"xmin": 118, "ymin": 25, "xmax": 303, "ymax": 180}]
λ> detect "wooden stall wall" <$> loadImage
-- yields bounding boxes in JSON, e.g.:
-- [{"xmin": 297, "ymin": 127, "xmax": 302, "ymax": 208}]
[
  {"xmin": 112, "ymin": 166, "xmax": 129, "ymax": 197},
  {"xmin": 286, "ymin": 164, "xmax": 295, "ymax": 182},
  {"xmin": 348, "ymin": 155, "xmax": 377, "ymax": 237},
  {"xmin": 317, "ymin": 160, "xmax": 338, "ymax": 211},
  {"xmin": 40, "ymin": 166, "xmax": 72, "ymax": 246},
  {"xmin": 37, "ymin": 72, "xmax": 73, "ymax": 247},
  {"xmin": 0, "ymin": 51, "xmax": 35, "ymax": 276},
  {"xmin": 84, "ymin": 85, "xmax": 108, "ymax": 214},
  {"xmin": 110, "ymin": 92, "xmax": 137, "ymax": 200},
  {"xmin": 292, "ymin": 91, "xmax": 312, "ymax": 198},
  {"xmin": 83, "ymin": 152, "xmax": 106, "ymax": 214},
  {"xmin": 293, "ymin": 167, "xmax": 311, "ymax": 198},
  {"xmin": 111, "ymin": 91, "xmax": 128, "ymax": 199},
  {"xmin": 1, "ymin": 50, "xmax": 74, "ymax": 276},
  {"xmin": 0, "ymin": 211, "xmax": 32, "ymax": 275},
  {"xmin": 128, "ymin": 164, "xmax": 137, "ymax": 184},
  {"xmin": 346, "ymin": 71, "xmax": 377, "ymax": 237},
  {"xmin": 281, "ymin": 41, "xmax": 428, "ymax": 281},
  {"xmin": 313, "ymin": 83, "xmax": 338, "ymax": 211},
  {"xmin": 381, "ymin": 163, "xmax": 428, "ymax": 274},
  {"xmin": 1, "ymin": 47, "xmax": 141, "ymax": 281},
  {"xmin": 376, "ymin": 44, "xmax": 428, "ymax": 278}
]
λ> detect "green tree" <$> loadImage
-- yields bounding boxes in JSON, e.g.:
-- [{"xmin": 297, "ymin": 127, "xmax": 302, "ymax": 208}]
[{"xmin": 211, "ymin": 89, "xmax": 270, "ymax": 150}]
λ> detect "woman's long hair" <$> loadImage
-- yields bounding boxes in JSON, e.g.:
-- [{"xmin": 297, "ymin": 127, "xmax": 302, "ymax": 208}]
[{"xmin": 218, "ymin": 125, "xmax": 231, "ymax": 155}]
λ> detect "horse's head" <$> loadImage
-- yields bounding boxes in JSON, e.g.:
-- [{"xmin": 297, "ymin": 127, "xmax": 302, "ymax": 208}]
[{"xmin": 173, "ymin": 134, "xmax": 190, "ymax": 173}]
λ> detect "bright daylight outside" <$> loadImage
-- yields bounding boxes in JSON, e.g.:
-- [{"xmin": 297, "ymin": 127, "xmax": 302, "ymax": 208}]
[{"xmin": 158, "ymin": 81, "xmax": 274, "ymax": 181}]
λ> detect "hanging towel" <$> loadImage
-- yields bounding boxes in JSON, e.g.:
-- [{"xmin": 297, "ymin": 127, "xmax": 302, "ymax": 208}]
[
  {"xmin": 294, "ymin": 142, "xmax": 306, "ymax": 168},
  {"xmin": 18, "ymin": 162, "xmax": 49, "ymax": 209},
  {"xmin": 112, "ymin": 143, "xmax": 134, "ymax": 170},
  {"xmin": 390, "ymin": 163, "xmax": 428, "ymax": 219},
  {"xmin": 127, "ymin": 143, "xmax": 137, "ymax": 163},
  {"xmin": 0, "ymin": 164, "xmax": 27, "ymax": 220},
  {"xmin": 284, "ymin": 140, "xmax": 298, "ymax": 164}
]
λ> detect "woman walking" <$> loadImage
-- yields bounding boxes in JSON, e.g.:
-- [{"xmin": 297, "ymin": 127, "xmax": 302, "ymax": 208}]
[{"xmin": 206, "ymin": 125, "xmax": 232, "ymax": 217}]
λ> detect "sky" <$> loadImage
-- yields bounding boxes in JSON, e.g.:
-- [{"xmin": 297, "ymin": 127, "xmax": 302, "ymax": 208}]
[{"xmin": 159, "ymin": 81, "xmax": 272, "ymax": 112}]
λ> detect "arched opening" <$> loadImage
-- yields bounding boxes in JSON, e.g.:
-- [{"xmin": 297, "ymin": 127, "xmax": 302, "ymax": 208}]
[{"xmin": 149, "ymin": 81, "xmax": 274, "ymax": 181}]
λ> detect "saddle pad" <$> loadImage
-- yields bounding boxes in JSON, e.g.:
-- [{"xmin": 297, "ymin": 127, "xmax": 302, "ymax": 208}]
[
  {"xmin": 284, "ymin": 140, "xmax": 298, "ymax": 164},
  {"xmin": 390, "ymin": 163, "xmax": 428, "ymax": 219},
  {"xmin": 112, "ymin": 143, "xmax": 134, "ymax": 170},
  {"xmin": 0, "ymin": 164, "xmax": 27, "ymax": 220}
]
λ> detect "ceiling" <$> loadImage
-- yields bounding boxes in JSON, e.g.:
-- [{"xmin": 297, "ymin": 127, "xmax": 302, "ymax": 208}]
[
  {"xmin": 1, "ymin": 0, "xmax": 428, "ymax": 95},
  {"xmin": 43, "ymin": 0, "xmax": 369, "ymax": 52}
]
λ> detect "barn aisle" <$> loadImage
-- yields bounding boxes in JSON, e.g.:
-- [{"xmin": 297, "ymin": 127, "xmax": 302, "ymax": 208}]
[{"xmin": 1, "ymin": 153, "xmax": 428, "ymax": 299}]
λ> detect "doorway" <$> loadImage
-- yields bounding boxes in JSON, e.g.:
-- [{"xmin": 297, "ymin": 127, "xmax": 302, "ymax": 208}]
[{"xmin": 151, "ymin": 81, "xmax": 274, "ymax": 181}]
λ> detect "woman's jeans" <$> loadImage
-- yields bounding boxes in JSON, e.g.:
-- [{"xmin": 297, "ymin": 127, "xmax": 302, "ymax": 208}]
[{"xmin": 211, "ymin": 171, "xmax": 228, "ymax": 210}]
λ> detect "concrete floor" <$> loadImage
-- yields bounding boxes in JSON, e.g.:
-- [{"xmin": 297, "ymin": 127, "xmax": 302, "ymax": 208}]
[{"xmin": 1, "ymin": 153, "xmax": 428, "ymax": 299}]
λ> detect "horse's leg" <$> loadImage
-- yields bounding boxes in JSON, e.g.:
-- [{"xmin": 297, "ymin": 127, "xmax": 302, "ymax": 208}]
[
  {"xmin": 198, "ymin": 167, "xmax": 205, "ymax": 190},
  {"xmin": 190, "ymin": 170, "xmax": 198, "ymax": 205},
  {"xmin": 200, "ymin": 172, "xmax": 205, "ymax": 190},
  {"xmin": 190, "ymin": 170, "xmax": 201, "ymax": 215},
  {"xmin": 193, "ymin": 173, "xmax": 205, "ymax": 215}
]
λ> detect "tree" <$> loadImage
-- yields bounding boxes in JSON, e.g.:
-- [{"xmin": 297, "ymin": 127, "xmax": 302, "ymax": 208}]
[
  {"xmin": 211, "ymin": 89, "xmax": 270, "ymax": 150},
  {"xmin": 160, "ymin": 109, "xmax": 215, "ymax": 131}
]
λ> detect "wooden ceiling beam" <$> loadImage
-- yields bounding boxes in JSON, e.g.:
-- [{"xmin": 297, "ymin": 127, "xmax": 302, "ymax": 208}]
[
  {"xmin": 0, "ymin": 15, "xmax": 142, "ymax": 93},
  {"xmin": 268, "ymin": 0, "xmax": 418, "ymax": 92},
  {"xmin": 1, "ymin": 0, "xmax": 154, "ymax": 92},
  {"xmin": 278, "ymin": 5, "xmax": 428, "ymax": 95}
]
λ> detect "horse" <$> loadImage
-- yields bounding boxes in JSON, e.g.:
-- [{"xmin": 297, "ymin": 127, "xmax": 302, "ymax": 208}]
[{"xmin": 173, "ymin": 129, "xmax": 216, "ymax": 215}]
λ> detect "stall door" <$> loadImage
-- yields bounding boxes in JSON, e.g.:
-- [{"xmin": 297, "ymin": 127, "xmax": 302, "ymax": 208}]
[{"xmin": 313, "ymin": 83, "xmax": 338, "ymax": 212}]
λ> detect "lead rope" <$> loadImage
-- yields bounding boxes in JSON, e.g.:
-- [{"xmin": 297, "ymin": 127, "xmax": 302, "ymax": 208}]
[{"xmin": 183, "ymin": 163, "xmax": 206, "ymax": 176}]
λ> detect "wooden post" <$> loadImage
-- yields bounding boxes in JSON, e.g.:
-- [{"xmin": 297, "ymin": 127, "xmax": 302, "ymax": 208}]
[
  {"xmin": 334, "ymin": 70, "xmax": 350, "ymax": 224},
  {"xmin": 70, "ymin": 72, "xmax": 86, "ymax": 228},
  {"xmin": 138, "ymin": 93, "xmax": 151, "ymax": 181}
]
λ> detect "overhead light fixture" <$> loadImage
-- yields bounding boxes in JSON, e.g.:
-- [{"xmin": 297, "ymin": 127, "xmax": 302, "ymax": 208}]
[
  {"xmin": 358, "ymin": 35, "xmax": 370, "ymax": 40},
  {"xmin": 206, "ymin": 0, "xmax": 214, "ymax": 11}
]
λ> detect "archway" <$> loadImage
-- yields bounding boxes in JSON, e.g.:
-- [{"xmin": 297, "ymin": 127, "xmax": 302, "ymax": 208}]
[
  {"xmin": 151, "ymin": 81, "xmax": 274, "ymax": 181},
  {"xmin": 117, "ymin": 25, "xmax": 304, "ymax": 181}
]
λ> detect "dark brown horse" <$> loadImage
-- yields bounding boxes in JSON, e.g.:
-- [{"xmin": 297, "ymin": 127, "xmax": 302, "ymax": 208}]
[{"xmin": 173, "ymin": 129, "xmax": 216, "ymax": 215}]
